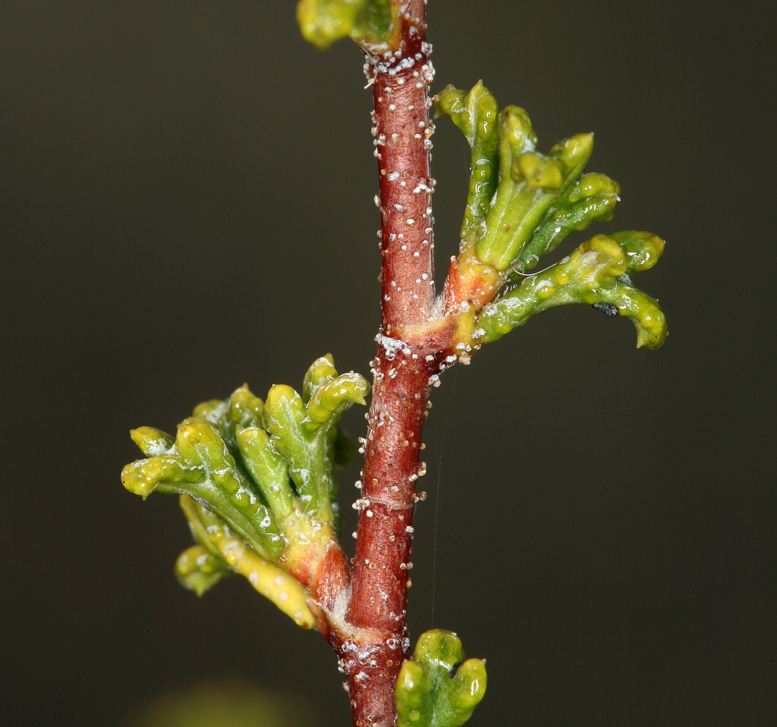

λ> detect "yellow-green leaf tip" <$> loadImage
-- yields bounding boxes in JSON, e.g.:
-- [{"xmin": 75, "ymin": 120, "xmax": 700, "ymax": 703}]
[
  {"xmin": 297, "ymin": 0, "xmax": 394, "ymax": 50},
  {"xmin": 175, "ymin": 544, "xmax": 231, "ymax": 597}
]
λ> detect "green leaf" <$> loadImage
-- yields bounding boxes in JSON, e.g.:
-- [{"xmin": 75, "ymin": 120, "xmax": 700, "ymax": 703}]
[
  {"xmin": 263, "ymin": 385, "xmax": 325, "ymax": 516},
  {"xmin": 516, "ymin": 172, "xmax": 620, "ymax": 272},
  {"xmin": 123, "ymin": 356, "xmax": 368, "ymax": 548},
  {"xmin": 396, "ymin": 630, "xmax": 487, "ymax": 727},
  {"xmin": 122, "ymin": 417, "xmax": 284, "ymax": 560},
  {"xmin": 475, "ymin": 114, "xmax": 594, "ymax": 270},
  {"xmin": 263, "ymin": 364, "xmax": 368, "ymax": 523},
  {"xmin": 305, "ymin": 372, "xmax": 369, "ymax": 426},
  {"xmin": 237, "ymin": 427, "xmax": 295, "ymax": 521},
  {"xmin": 437, "ymin": 82, "xmax": 500, "ymax": 239},
  {"xmin": 297, "ymin": 0, "xmax": 394, "ymax": 50},
  {"xmin": 475, "ymin": 233, "xmax": 667, "ymax": 349},
  {"xmin": 194, "ymin": 385, "xmax": 298, "ymax": 521},
  {"xmin": 179, "ymin": 497, "xmax": 316, "ymax": 628},
  {"xmin": 300, "ymin": 353, "xmax": 361, "ymax": 531}
]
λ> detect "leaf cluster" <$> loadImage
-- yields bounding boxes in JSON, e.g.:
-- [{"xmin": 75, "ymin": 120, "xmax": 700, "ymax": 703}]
[
  {"xmin": 122, "ymin": 355, "xmax": 368, "ymax": 623},
  {"xmin": 438, "ymin": 82, "xmax": 667, "ymax": 349}
]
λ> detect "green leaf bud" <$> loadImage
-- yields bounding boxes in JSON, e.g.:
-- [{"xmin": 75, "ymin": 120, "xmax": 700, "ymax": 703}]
[
  {"xmin": 122, "ymin": 418, "xmax": 284, "ymax": 560},
  {"xmin": 191, "ymin": 398, "xmax": 240, "ymax": 456},
  {"xmin": 396, "ymin": 630, "xmax": 487, "ymax": 727},
  {"xmin": 228, "ymin": 385, "xmax": 265, "ymax": 430},
  {"xmin": 302, "ymin": 354, "xmax": 338, "ymax": 404},
  {"xmin": 475, "ymin": 233, "xmax": 667, "ymax": 349},
  {"xmin": 305, "ymin": 372, "xmax": 369, "ymax": 426},
  {"xmin": 500, "ymin": 106, "xmax": 537, "ymax": 158},
  {"xmin": 297, "ymin": 0, "xmax": 394, "ymax": 51},
  {"xmin": 571, "ymin": 173, "xmax": 621, "ymax": 204},
  {"xmin": 512, "ymin": 152, "xmax": 564, "ymax": 189},
  {"xmin": 436, "ymin": 86, "xmax": 471, "ymax": 139},
  {"xmin": 551, "ymin": 133, "xmax": 594, "ymax": 174},
  {"xmin": 192, "ymin": 399, "xmax": 225, "ymax": 421},
  {"xmin": 437, "ymin": 82, "xmax": 500, "ymax": 239},
  {"xmin": 610, "ymin": 230, "xmax": 665, "ymax": 271},
  {"xmin": 175, "ymin": 544, "xmax": 231, "ymax": 597}
]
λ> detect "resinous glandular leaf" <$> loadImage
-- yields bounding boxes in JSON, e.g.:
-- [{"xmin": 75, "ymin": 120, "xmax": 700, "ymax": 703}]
[
  {"xmin": 122, "ymin": 355, "xmax": 368, "ymax": 624},
  {"xmin": 438, "ymin": 82, "xmax": 667, "ymax": 350}
]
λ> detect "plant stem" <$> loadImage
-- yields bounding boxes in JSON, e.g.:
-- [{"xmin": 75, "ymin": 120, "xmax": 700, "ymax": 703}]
[
  {"xmin": 369, "ymin": 12, "xmax": 436, "ymax": 331},
  {"xmin": 336, "ymin": 3, "xmax": 439, "ymax": 725}
]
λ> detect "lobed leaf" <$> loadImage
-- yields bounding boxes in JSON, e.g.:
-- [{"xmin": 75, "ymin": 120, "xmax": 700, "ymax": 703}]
[
  {"xmin": 124, "ymin": 356, "xmax": 366, "ymax": 555},
  {"xmin": 122, "ymin": 417, "xmax": 284, "ymax": 560},
  {"xmin": 236, "ymin": 427, "xmax": 295, "ymax": 521},
  {"xmin": 475, "ymin": 117, "xmax": 594, "ymax": 270},
  {"xmin": 396, "ymin": 630, "xmax": 487, "ymax": 727},
  {"xmin": 516, "ymin": 172, "xmax": 621, "ymax": 272},
  {"xmin": 437, "ymin": 82, "xmax": 500, "ymax": 239},
  {"xmin": 301, "ymin": 354, "xmax": 359, "ymax": 531},
  {"xmin": 475, "ymin": 233, "xmax": 667, "ymax": 349},
  {"xmin": 263, "ymin": 385, "xmax": 325, "ymax": 516},
  {"xmin": 263, "ymin": 360, "xmax": 368, "ymax": 524}
]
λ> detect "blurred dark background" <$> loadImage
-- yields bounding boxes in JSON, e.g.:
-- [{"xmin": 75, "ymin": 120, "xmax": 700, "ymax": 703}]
[{"xmin": 2, "ymin": 1, "xmax": 774, "ymax": 725}]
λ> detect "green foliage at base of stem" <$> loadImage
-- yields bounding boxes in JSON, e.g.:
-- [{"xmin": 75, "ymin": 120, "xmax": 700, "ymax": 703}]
[{"xmin": 396, "ymin": 630, "xmax": 487, "ymax": 727}]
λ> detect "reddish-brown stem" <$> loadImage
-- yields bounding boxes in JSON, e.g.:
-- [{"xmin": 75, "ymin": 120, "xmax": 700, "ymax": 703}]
[
  {"xmin": 335, "ymin": 3, "xmax": 439, "ymax": 726},
  {"xmin": 369, "ymin": 16, "xmax": 436, "ymax": 331},
  {"xmin": 303, "ymin": 2, "xmax": 495, "ymax": 723}
]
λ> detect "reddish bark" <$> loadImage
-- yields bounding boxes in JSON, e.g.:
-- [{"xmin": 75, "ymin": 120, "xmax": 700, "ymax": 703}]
[
  {"xmin": 342, "ymin": 344, "xmax": 436, "ymax": 725},
  {"xmin": 369, "ymin": 11, "xmax": 436, "ymax": 331},
  {"xmin": 299, "ymin": 3, "xmax": 494, "ymax": 724},
  {"xmin": 341, "ymin": 3, "xmax": 439, "ymax": 726}
]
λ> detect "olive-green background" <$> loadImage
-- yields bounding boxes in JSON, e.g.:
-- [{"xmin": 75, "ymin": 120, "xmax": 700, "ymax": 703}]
[{"xmin": 2, "ymin": 2, "xmax": 774, "ymax": 725}]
